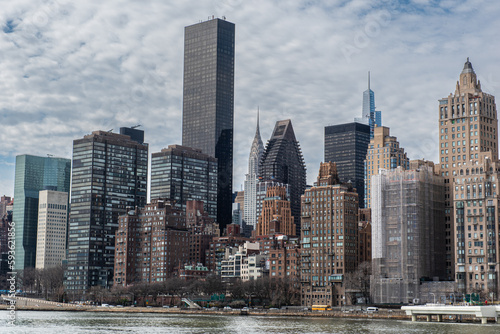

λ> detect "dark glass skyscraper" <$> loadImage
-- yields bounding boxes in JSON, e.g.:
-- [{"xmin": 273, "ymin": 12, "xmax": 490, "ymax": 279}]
[
  {"xmin": 64, "ymin": 129, "xmax": 148, "ymax": 295},
  {"xmin": 150, "ymin": 145, "xmax": 218, "ymax": 219},
  {"xmin": 324, "ymin": 122, "xmax": 370, "ymax": 208},
  {"xmin": 182, "ymin": 18, "xmax": 234, "ymax": 230},
  {"xmin": 260, "ymin": 120, "xmax": 306, "ymax": 235},
  {"xmin": 13, "ymin": 155, "xmax": 71, "ymax": 270}
]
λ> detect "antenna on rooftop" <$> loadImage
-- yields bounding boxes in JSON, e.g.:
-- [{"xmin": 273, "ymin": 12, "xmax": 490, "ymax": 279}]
[{"xmin": 131, "ymin": 124, "xmax": 141, "ymax": 129}]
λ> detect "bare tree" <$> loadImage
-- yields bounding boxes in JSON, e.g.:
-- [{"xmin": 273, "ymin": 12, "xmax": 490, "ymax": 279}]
[{"xmin": 344, "ymin": 261, "xmax": 372, "ymax": 305}]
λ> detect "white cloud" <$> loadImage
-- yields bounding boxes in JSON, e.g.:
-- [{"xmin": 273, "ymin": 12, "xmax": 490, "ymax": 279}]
[{"xmin": 1, "ymin": 0, "xmax": 499, "ymax": 198}]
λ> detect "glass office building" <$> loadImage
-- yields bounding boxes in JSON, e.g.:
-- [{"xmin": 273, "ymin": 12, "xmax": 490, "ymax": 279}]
[
  {"xmin": 150, "ymin": 145, "xmax": 218, "ymax": 219},
  {"xmin": 324, "ymin": 122, "xmax": 370, "ymax": 208},
  {"xmin": 13, "ymin": 154, "xmax": 71, "ymax": 270}
]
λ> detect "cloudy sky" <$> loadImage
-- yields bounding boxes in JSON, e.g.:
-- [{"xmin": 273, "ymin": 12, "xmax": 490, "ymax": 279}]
[{"xmin": 1, "ymin": 0, "xmax": 499, "ymax": 198}]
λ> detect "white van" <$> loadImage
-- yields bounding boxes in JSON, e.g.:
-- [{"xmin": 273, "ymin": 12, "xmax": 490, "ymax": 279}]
[{"xmin": 367, "ymin": 307, "xmax": 379, "ymax": 312}]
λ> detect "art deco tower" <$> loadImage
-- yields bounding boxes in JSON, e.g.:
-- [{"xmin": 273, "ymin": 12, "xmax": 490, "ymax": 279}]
[
  {"xmin": 244, "ymin": 111, "xmax": 264, "ymax": 230},
  {"xmin": 260, "ymin": 119, "xmax": 306, "ymax": 235},
  {"xmin": 439, "ymin": 58, "xmax": 498, "ymax": 280},
  {"xmin": 182, "ymin": 18, "xmax": 235, "ymax": 229}
]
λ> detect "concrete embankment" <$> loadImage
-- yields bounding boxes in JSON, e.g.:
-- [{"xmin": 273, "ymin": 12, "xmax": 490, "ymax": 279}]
[
  {"xmin": 0, "ymin": 304, "xmax": 426, "ymax": 320},
  {"xmin": 0, "ymin": 303, "xmax": 493, "ymax": 323}
]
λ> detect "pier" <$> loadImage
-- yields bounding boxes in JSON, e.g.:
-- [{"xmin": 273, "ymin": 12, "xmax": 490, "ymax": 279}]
[{"xmin": 402, "ymin": 304, "xmax": 500, "ymax": 324}]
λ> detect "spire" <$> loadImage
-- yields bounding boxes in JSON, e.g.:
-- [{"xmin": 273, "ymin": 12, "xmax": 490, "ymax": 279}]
[
  {"xmin": 368, "ymin": 71, "xmax": 371, "ymax": 91},
  {"xmin": 461, "ymin": 57, "xmax": 475, "ymax": 74},
  {"xmin": 247, "ymin": 108, "xmax": 265, "ymax": 178},
  {"xmin": 256, "ymin": 107, "xmax": 260, "ymax": 137}
]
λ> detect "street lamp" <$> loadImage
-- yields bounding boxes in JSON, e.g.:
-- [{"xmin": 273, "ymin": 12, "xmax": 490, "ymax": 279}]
[{"xmin": 430, "ymin": 293, "xmax": 436, "ymax": 304}]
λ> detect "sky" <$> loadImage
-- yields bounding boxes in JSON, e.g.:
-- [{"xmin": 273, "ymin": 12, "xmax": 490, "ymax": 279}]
[{"xmin": 1, "ymin": 0, "xmax": 500, "ymax": 198}]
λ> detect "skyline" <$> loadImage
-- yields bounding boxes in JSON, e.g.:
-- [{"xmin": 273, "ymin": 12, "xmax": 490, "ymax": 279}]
[{"xmin": 1, "ymin": 0, "xmax": 500, "ymax": 197}]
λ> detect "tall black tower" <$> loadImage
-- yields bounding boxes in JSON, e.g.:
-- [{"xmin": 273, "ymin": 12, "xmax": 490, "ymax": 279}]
[
  {"xmin": 182, "ymin": 18, "xmax": 235, "ymax": 230},
  {"xmin": 324, "ymin": 122, "xmax": 370, "ymax": 208},
  {"xmin": 260, "ymin": 120, "xmax": 306, "ymax": 235}
]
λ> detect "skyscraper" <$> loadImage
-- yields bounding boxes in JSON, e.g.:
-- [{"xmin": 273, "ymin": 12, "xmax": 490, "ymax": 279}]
[
  {"xmin": 13, "ymin": 154, "xmax": 71, "ymax": 271},
  {"xmin": 355, "ymin": 72, "xmax": 382, "ymax": 138},
  {"xmin": 260, "ymin": 119, "xmax": 306, "ymax": 235},
  {"xmin": 65, "ymin": 128, "xmax": 148, "ymax": 295},
  {"xmin": 244, "ymin": 111, "xmax": 264, "ymax": 230},
  {"xmin": 439, "ymin": 58, "xmax": 498, "ymax": 281},
  {"xmin": 324, "ymin": 122, "xmax": 370, "ymax": 208},
  {"xmin": 150, "ymin": 145, "xmax": 218, "ymax": 219},
  {"xmin": 182, "ymin": 18, "xmax": 235, "ymax": 229}
]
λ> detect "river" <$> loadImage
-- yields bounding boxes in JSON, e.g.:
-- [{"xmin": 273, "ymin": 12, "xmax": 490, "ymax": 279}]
[{"xmin": 1, "ymin": 311, "xmax": 498, "ymax": 333}]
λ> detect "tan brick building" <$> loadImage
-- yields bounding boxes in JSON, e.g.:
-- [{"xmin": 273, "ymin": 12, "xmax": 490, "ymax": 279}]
[
  {"xmin": 300, "ymin": 162, "xmax": 359, "ymax": 307},
  {"xmin": 439, "ymin": 58, "xmax": 498, "ymax": 280}
]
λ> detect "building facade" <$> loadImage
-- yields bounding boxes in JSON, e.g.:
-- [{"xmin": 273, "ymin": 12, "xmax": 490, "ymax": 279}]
[
  {"xmin": 182, "ymin": 18, "xmax": 235, "ymax": 229},
  {"xmin": 324, "ymin": 122, "xmax": 370, "ymax": 208},
  {"xmin": 370, "ymin": 162, "xmax": 446, "ymax": 304},
  {"xmin": 114, "ymin": 199, "xmax": 189, "ymax": 287},
  {"xmin": 35, "ymin": 190, "xmax": 68, "ymax": 269},
  {"xmin": 260, "ymin": 119, "xmax": 306, "ymax": 235},
  {"xmin": 65, "ymin": 128, "xmax": 148, "ymax": 295},
  {"xmin": 151, "ymin": 145, "xmax": 217, "ymax": 219},
  {"xmin": 365, "ymin": 126, "xmax": 409, "ymax": 208},
  {"xmin": 439, "ymin": 59, "xmax": 498, "ymax": 280},
  {"xmin": 186, "ymin": 200, "xmax": 219, "ymax": 267},
  {"xmin": 300, "ymin": 162, "xmax": 359, "ymax": 307},
  {"xmin": 13, "ymin": 154, "xmax": 71, "ymax": 270},
  {"xmin": 0, "ymin": 196, "xmax": 12, "ymax": 219}
]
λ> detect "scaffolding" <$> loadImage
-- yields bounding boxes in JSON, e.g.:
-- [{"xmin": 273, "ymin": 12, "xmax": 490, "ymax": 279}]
[{"xmin": 371, "ymin": 163, "xmax": 445, "ymax": 303}]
